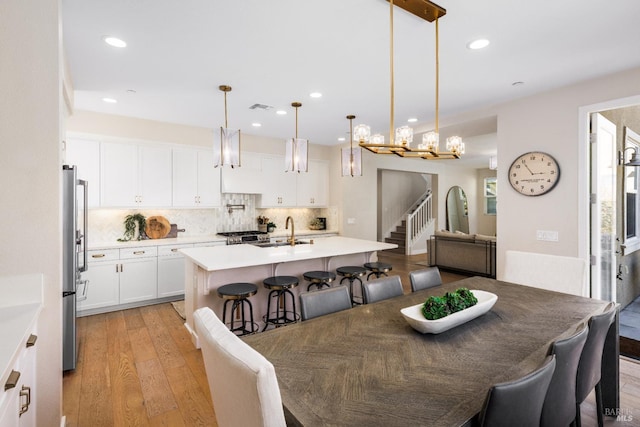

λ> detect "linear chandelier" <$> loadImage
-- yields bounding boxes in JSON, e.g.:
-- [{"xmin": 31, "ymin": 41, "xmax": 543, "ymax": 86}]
[
  {"xmin": 357, "ymin": 0, "xmax": 463, "ymax": 160},
  {"xmin": 213, "ymin": 85, "xmax": 241, "ymax": 168},
  {"xmin": 341, "ymin": 115, "xmax": 363, "ymax": 177},
  {"xmin": 285, "ymin": 102, "xmax": 308, "ymax": 173}
]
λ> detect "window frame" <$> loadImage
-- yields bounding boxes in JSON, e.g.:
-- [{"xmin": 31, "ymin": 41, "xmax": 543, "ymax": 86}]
[
  {"xmin": 622, "ymin": 126, "xmax": 640, "ymax": 255},
  {"xmin": 484, "ymin": 177, "xmax": 497, "ymax": 216}
]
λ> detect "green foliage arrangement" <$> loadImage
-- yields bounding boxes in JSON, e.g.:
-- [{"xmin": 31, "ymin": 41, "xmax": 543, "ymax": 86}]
[
  {"xmin": 117, "ymin": 213, "xmax": 147, "ymax": 242},
  {"xmin": 422, "ymin": 287, "xmax": 478, "ymax": 320}
]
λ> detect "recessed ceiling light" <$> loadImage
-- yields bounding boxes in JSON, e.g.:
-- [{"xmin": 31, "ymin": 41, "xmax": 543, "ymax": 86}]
[
  {"xmin": 102, "ymin": 97, "xmax": 117, "ymax": 103},
  {"xmin": 338, "ymin": 137, "xmax": 346, "ymax": 142},
  {"xmin": 467, "ymin": 39, "xmax": 490, "ymax": 50},
  {"xmin": 126, "ymin": 89, "xmax": 137, "ymax": 94},
  {"xmin": 408, "ymin": 117, "xmax": 418, "ymax": 123},
  {"xmin": 103, "ymin": 36, "xmax": 127, "ymax": 48},
  {"xmin": 309, "ymin": 92, "xmax": 322, "ymax": 98},
  {"xmin": 252, "ymin": 123, "xmax": 262, "ymax": 127},
  {"xmin": 276, "ymin": 110, "xmax": 287, "ymax": 115}
]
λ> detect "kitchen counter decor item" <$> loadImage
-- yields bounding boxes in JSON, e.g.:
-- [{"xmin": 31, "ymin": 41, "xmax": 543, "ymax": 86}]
[
  {"xmin": 257, "ymin": 215, "xmax": 269, "ymax": 232},
  {"xmin": 145, "ymin": 215, "xmax": 171, "ymax": 239},
  {"xmin": 117, "ymin": 213, "xmax": 147, "ymax": 242}
]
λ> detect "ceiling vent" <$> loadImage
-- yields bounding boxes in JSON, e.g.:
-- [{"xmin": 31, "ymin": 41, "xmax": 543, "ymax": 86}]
[{"xmin": 249, "ymin": 103, "xmax": 273, "ymax": 110}]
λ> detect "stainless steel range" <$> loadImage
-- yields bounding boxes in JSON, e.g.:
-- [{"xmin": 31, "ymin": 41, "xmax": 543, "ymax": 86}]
[{"xmin": 217, "ymin": 230, "xmax": 270, "ymax": 245}]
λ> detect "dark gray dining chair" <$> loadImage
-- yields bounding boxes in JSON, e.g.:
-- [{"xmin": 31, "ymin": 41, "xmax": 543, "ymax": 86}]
[
  {"xmin": 409, "ymin": 267, "xmax": 442, "ymax": 292},
  {"xmin": 540, "ymin": 323, "xmax": 589, "ymax": 427},
  {"xmin": 362, "ymin": 275, "xmax": 404, "ymax": 304},
  {"xmin": 574, "ymin": 303, "xmax": 617, "ymax": 427},
  {"xmin": 478, "ymin": 355, "xmax": 556, "ymax": 427},
  {"xmin": 299, "ymin": 286, "xmax": 352, "ymax": 321}
]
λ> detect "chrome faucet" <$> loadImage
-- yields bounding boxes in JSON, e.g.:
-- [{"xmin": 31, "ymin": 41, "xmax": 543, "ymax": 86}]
[{"xmin": 286, "ymin": 216, "xmax": 295, "ymax": 245}]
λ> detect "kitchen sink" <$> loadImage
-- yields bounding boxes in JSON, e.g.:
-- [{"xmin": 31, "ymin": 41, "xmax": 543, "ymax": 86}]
[{"xmin": 251, "ymin": 240, "xmax": 310, "ymax": 248}]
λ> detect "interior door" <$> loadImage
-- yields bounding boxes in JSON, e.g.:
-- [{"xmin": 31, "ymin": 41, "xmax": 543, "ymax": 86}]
[{"xmin": 590, "ymin": 112, "xmax": 617, "ymax": 301}]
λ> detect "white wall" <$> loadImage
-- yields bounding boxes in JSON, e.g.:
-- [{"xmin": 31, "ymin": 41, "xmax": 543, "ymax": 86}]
[
  {"xmin": 0, "ymin": 0, "xmax": 62, "ymax": 424},
  {"xmin": 495, "ymin": 66, "xmax": 640, "ymax": 279}
]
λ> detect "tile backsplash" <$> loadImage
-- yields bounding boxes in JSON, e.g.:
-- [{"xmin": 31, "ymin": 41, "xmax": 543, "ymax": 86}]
[{"xmin": 88, "ymin": 193, "xmax": 337, "ymax": 244}]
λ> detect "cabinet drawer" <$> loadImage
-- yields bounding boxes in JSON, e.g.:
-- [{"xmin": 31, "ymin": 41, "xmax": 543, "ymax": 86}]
[
  {"xmin": 119, "ymin": 247, "xmax": 158, "ymax": 259},
  {"xmin": 193, "ymin": 241, "xmax": 226, "ymax": 248},
  {"xmin": 158, "ymin": 244, "xmax": 193, "ymax": 257},
  {"xmin": 87, "ymin": 249, "xmax": 119, "ymax": 262}
]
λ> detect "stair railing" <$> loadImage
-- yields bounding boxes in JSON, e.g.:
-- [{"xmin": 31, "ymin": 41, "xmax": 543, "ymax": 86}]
[{"xmin": 406, "ymin": 191, "xmax": 433, "ymax": 254}]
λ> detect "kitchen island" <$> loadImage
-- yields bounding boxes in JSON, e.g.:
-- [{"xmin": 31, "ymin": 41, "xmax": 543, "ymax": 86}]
[{"xmin": 180, "ymin": 236, "xmax": 397, "ymax": 346}]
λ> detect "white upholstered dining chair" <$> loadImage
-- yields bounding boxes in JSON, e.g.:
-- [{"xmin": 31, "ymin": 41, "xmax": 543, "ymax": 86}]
[
  {"xmin": 193, "ymin": 307, "xmax": 286, "ymax": 427},
  {"xmin": 503, "ymin": 250, "xmax": 588, "ymax": 296}
]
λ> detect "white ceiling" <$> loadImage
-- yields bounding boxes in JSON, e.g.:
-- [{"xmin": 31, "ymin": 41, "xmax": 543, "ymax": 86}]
[{"xmin": 62, "ymin": 0, "xmax": 640, "ymax": 166}]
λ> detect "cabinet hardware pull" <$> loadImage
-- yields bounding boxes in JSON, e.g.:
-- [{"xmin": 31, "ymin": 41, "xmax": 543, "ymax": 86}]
[
  {"xmin": 5, "ymin": 370, "xmax": 20, "ymax": 391},
  {"xmin": 171, "ymin": 248, "xmax": 178, "ymax": 252},
  {"xmin": 26, "ymin": 334, "xmax": 37, "ymax": 348},
  {"xmin": 92, "ymin": 254, "xmax": 105, "ymax": 258},
  {"xmin": 133, "ymin": 251, "xmax": 145, "ymax": 255},
  {"xmin": 19, "ymin": 385, "xmax": 31, "ymax": 416}
]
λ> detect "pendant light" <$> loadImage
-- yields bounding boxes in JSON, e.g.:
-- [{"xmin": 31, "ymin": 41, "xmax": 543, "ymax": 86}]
[
  {"xmin": 285, "ymin": 102, "xmax": 308, "ymax": 173},
  {"xmin": 341, "ymin": 115, "xmax": 363, "ymax": 177},
  {"xmin": 213, "ymin": 85, "xmax": 241, "ymax": 168},
  {"xmin": 356, "ymin": 0, "xmax": 463, "ymax": 160}
]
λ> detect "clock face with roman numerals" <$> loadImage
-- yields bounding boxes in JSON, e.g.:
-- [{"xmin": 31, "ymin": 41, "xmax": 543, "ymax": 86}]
[{"xmin": 508, "ymin": 151, "xmax": 560, "ymax": 196}]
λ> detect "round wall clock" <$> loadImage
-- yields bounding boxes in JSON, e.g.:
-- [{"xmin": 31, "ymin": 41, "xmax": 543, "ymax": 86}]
[{"xmin": 508, "ymin": 151, "xmax": 560, "ymax": 196}]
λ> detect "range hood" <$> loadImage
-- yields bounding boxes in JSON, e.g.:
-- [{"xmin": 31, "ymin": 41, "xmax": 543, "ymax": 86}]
[{"xmin": 220, "ymin": 152, "xmax": 264, "ymax": 194}]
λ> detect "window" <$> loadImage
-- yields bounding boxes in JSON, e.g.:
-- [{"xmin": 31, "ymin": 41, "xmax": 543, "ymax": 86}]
[
  {"xmin": 623, "ymin": 126, "xmax": 640, "ymax": 255},
  {"xmin": 484, "ymin": 177, "xmax": 497, "ymax": 215}
]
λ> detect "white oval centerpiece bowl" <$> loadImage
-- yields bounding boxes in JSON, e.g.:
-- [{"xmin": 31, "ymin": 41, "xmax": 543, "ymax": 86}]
[{"xmin": 400, "ymin": 290, "xmax": 498, "ymax": 334}]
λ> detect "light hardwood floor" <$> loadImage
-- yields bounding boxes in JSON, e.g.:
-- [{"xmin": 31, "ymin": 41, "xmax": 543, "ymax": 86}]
[{"xmin": 63, "ymin": 252, "xmax": 640, "ymax": 426}]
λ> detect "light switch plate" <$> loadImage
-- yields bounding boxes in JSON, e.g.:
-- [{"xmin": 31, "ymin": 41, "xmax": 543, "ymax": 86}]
[
  {"xmin": 347, "ymin": 218, "xmax": 356, "ymax": 225},
  {"xmin": 536, "ymin": 230, "xmax": 559, "ymax": 241}
]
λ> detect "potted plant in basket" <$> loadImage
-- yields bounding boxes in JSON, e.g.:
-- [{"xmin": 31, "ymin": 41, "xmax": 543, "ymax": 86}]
[{"xmin": 267, "ymin": 222, "xmax": 276, "ymax": 233}]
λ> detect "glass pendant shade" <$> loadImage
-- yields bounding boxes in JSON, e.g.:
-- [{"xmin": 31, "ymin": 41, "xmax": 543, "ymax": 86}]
[
  {"xmin": 285, "ymin": 138, "xmax": 308, "ymax": 173},
  {"xmin": 214, "ymin": 127, "xmax": 241, "ymax": 167},
  {"xmin": 395, "ymin": 126, "xmax": 413, "ymax": 146},
  {"xmin": 446, "ymin": 135, "xmax": 464, "ymax": 154},
  {"xmin": 341, "ymin": 146, "xmax": 363, "ymax": 177},
  {"xmin": 371, "ymin": 134, "xmax": 385, "ymax": 145},
  {"xmin": 354, "ymin": 124, "xmax": 371, "ymax": 143},
  {"xmin": 214, "ymin": 85, "xmax": 241, "ymax": 167},
  {"xmin": 422, "ymin": 131, "xmax": 439, "ymax": 151}
]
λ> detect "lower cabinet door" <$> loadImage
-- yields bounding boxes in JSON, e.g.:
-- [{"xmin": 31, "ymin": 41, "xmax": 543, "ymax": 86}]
[
  {"xmin": 157, "ymin": 256, "xmax": 185, "ymax": 298},
  {"xmin": 119, "ymin": 257, "xmax": 158, "ymax": 304},
  {"xmin": 78, "ymin": 261, "xmax": 120, "ymax": 312}
]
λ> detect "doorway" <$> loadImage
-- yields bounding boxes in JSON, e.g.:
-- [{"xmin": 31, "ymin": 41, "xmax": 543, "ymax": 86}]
[{"xmin": 588, "ymin": 105, "xmax": 640, "ymax": 359}]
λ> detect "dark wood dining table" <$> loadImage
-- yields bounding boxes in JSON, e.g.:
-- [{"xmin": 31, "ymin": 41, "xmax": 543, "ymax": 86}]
[{"xmin": 242, "ymin": 276, "xmax": 619, "ymax": 427}]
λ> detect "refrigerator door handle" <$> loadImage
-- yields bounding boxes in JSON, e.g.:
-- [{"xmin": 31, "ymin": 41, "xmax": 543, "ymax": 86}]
[{"xmin": 78, "ymin": 179, "xmax": 88, "ymax": 272}]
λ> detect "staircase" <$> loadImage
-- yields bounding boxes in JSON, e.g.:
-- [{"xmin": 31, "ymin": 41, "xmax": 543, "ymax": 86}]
[
  {"xmin": 384, "ymin": 191, "xmax": 435, "ymax": 255},
  {"xmin": 385, "ymin": 221, "xmax": 409, "ymax": 254}
]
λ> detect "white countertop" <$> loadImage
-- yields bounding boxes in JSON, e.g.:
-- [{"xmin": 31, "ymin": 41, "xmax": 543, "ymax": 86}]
[
  {"xmin": 88, "ymin": 235, "xmax": 226, "ymax": 250},
  {"xmin": 180, "ymin": 236, "xmax": 397, "ymax": 271},
  {"xmin": 88, "ymin": 229, "xmax": 338, "ymax": 250},
  {"xmin": 0, "ymin": 274, "xmax": 43, "ymax": 386}
]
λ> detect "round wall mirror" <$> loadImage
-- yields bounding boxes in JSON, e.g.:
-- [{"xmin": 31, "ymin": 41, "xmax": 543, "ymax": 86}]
[{"xmin": 446, "ymin": 186, "xmax": 469, "ymax": 234}]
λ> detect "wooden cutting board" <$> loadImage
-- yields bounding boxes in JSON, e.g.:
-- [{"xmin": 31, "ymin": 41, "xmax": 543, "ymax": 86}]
[{"xmin": 145, "ymin": 216, "xmax": 171, "ymax": 239}]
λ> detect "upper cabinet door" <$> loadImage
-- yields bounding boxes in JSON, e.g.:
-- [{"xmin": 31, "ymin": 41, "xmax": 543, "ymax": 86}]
[
  {"xmin": 196, "ymin": 150, "xmax": 221, "ymax": 207},
  {"xmin": 138, "ymin": 145, "xmax": 172, "ymax": 207},
  {"xmin": 172, "ymin": 148, "xmax": 199, "ymax": 207},
  {"xmin": 296, "ymin": 159, "xmax": 329, "ymax": 207},
  {"xmin": 65, "ymin": 137, "xmax": 100, "ymax": 207},
  {"xmin": 101, "ymin": 142, "xmax": 138, "ymax": 207},
  {"xmin": 258, "ymin": 156, "xmax": 296, "ymax": 207}
]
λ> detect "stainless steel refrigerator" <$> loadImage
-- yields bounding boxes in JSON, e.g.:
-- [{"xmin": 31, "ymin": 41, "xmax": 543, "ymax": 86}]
[{"xmin": 62, "ymin": 165, "xmax": 88, "ymax": 371}]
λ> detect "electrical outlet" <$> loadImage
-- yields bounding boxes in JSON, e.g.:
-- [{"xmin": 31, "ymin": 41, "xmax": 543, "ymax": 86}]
[
  {"xmin": 347, "ymin": 218, "xmax": 356, "ymax": 225},
  {"xmin": 536, "ymin": 230, "xmax": 559, "ymax": 241}
]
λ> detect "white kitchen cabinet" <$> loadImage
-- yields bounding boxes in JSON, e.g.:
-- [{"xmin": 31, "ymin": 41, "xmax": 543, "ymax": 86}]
[
  {"xmin": 220, "ymin": 151, "xmax": 264, "ymax": 194},
  {"xmin": 78, "ymin": 258, "xmax": 120, "ymax": 312},
  {"xmin": 100, "ymin": 142, "xmax": 172, "ymax": 207},
  {"xmin": 296, "ymin": 159, "xmax": 329, "ymax": 207},
  {"xmin": 258, "ymin": 156, "xmax": 297, "ymax": 207},
  {"xmin": 172, "ymin": 148, "xmax": 221, "ymax": 207},
  {"xmin": 157, "ymin": 244, "xmax": 193, "ymax": 297},
  {"xmin": 0, "ymin": 331, "xmax": 37, "ymax": 427},
  {"xmin": 119, "ymin": 256, "xmax": 158, "ymax": 304},
  {"xmin": 65, "ymin": 137, "xmax": 100, "ymax": 207}
]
